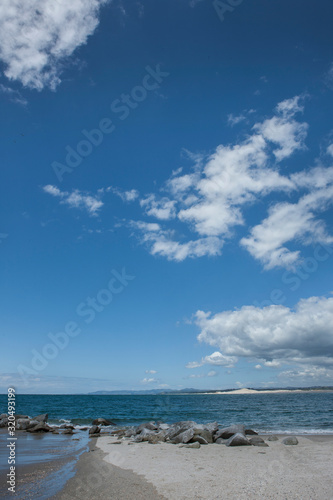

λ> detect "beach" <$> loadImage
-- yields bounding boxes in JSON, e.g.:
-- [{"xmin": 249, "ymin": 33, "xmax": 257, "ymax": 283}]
[{"xmin": 50, "ymin": 433, "xmax": 333, "ymax": 500}]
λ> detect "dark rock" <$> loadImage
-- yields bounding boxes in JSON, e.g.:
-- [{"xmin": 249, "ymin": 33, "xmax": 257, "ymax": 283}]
[
  {"xmin": 165, "ymin": 421, "xmax": 196, "ymax": 441},
  {"xmin": 63, "ymin": 429, "xmax": 75, "ymax": 435},
  {"xmin": 33, "ymin": 413, "xmax": 48, "ymax": 423},
  {"xmin": 282, "ymin": 436, "xmax": 298, "ymax": 445},
  {"xmin": 147, "ymin": 432, "xmax": 167, "ymax": 444},
  {"xmin": 15, "ymin": 415, "xmax": 30, "ymax": 419},
  {"xmin": 192, "ymin": 435, "xmax": 209, "ymax": 445},
  {"xmin": 80, "ymin": 427, "xmax": 88, "ymax": 431},
  {"xmin": 16, "ymin": 419, "xmax": 39, "ymax": 430},
  {"xmin": 225, "ymin": 433, "xmax": 251, "ymax": 447},
  {"xmin": 171, "ymin": 428, "xmax": 195, "ymax": 444},
  {"xmin": 249, "ymin": 436, "xmax": 268, "ymax": 447},
  {"xmin": 204, "ymin": 422, "xmax": 219, "ymax": 434},
  {"xmin": 215, "ymin": 438, "xmax": 226, "ymax": 444},
  {"xmin": 135, "ymin": 422, "xmax": 158, "ymax": 434},
  {"xmin": 92, "ymin": 418, "xmax": 116, "ymax": 426},
  {"xmin": 52, "ymin": 430, "xmax": 60, "ymax": 434},
  {"xmin": 0, "ymin": 414, "xmax": 8, "ymax": 419},
  {"xmin": 245, "ymin": 429, "xmax": 258, "ymax": 435},
  {"xmin": 0, "ymin": 418, "xmax": 8, "ymax": 428},
  {"xmin": 60, "ymin": 424, "xmax": 75, "ymax": 430},
  {"xmin": 89, "ymin": 425, "xmax": 100, "ymax": 435},
  {"xmin": 267, "ymin": 435, "xmax": 279, "ymax": 441},
  {"xmin": 134, "ymin": 428, "xmax": 156, "ymax": 442},
  {"xmin": 193, "ymin": 428, "xmax": 213, "ymax": 443},
  {"xmin": 26, "ymin": 422, "xmax": 51, "ymax": 433},
  {"xmin": 89, "ymin": 433, "xmax": 101, "ymax": 438},
  {"xmin": 215, "ymin": 424, "xmax": 246, "ymax": 440}
]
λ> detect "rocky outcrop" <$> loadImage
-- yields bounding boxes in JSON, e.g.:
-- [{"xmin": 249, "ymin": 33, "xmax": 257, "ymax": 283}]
[
  {"xmin": 214, "ymin": 424, "xmax": 246, "ymax": 440},
  {"xmin": 33, "ymin": 413, "xmax": 48, "ymax": 423},
  {"xmin": 16, "ymin": 418, "xmax": 39, "ymax": 430},
  {"xmin": 89, "ymin": 425, "xmax": 101, "ymax": 435},
  {"xmin": 26, "ymin": 422, "xmax": 52, "ymax": 433},
  {"xmin": 248, "ymin": 436, "xmax": 268, "ymax": 447}
]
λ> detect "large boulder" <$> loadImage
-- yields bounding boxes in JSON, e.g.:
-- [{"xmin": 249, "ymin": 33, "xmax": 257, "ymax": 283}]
[
  {"xmin": 282, "ymin": 436, "xmax": 298, "ymax": 445},
  {"xmin": 92, "ymin": 418, "xmax": 116, "ymax": 426},
  {"xmin": 33, "ymin": 414, "xmax": 48, "ymax": 423},
  {"xmin": 214, "ymin": 424, "xmax": 245, "ymax": 440},
  {"xmin": 193, "ymin": 428, "xmax": 213, "ymax": 444},
  {"xmin": 267, "ymin": 435, "xmax": 279, "ymax": 441},
  {"xmin": 16, "ymin": 419, "xmax": 39, "ymax": 431},
  {"xmin": 147, "ymin": 431, "xmax": 167, "ymax": 444},
  {"xmin": 204, "ymin": 422, "xmax": 219, "ymax": 434},
  {"xmin": 89, "ymin": 425, "xmax": 100, "ymax": 435},
  {"xmin": 165, "ymin": 421, "xmax": 196, "ymax": 441},
  {"xmin": 249, "ymin": 436, "xmax": 268, "ymax": 447},
  {"xmin": 171, "ymin": 428, "xmax": 195, "ymax": 444},
  {"xmin": 0, "ymin": 413, "xmax": 8, "ymax": 419},
  {"xmin": 225, "ymin": 433, "xmax": 251, "ymax": 447}
]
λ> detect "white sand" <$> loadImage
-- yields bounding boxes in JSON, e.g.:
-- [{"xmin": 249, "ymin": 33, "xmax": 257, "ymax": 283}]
[
  {"xmin": 97, "ymin": 435, "xmax": 333, "ymax": 499},
  {"xmin": 201, "ymin": 388, "xmax": 310, "ymax": 395}
]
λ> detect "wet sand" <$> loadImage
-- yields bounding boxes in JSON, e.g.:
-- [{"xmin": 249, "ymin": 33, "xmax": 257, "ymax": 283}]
[{"xmin": 51, "ymin": 438, "xmax": 166, "ymax": 500}]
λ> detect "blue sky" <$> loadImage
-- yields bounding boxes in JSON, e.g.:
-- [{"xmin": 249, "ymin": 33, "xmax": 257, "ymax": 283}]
[{"xmin": 1, "ymin": 0, "xmax": 333, "ymax": 394}]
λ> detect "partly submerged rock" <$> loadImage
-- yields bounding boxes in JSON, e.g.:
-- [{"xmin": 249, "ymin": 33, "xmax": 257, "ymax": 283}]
[
  {"xmin": 16, "ymin": 419, "xmax": 39, "ymax": 430},
  {"xmin": 89, "ymin": 425, "xmax": 100, "ymax": 435},
  {"xmin": 225, "ymin": 433, "xmax": 251, "ymax": 447},
  {"xmin": 33, "ymin": 413, "xmax": 48, "ymax": 423},
  {"xmin": 282, "ymin": 436, "xmax": 298, "ymax": 445},
  {"xmin": 92, "ymin": 418, "xmax": 116, "ymax": 426},
  {"xmin": 26, "ymin": 422, "xmax": 51, "ymax": 433}
]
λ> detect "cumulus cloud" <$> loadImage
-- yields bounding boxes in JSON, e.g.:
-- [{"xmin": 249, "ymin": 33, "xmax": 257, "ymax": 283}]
[
  {"xmin": 186, "ymin": 351, "xmax": 237, "ymax": 369},
  {"xmin": 43, "ymin": 184, "xmax": 103, "ymax": 216},
  {"xmin": 241, "ymin": 171, "xmax": 333, "ymax": 269},
  {"xmin": 194, "ymin": 295, "xmax": 333, "ymax": 371},
  {"xmin": 0, "ymin": 0, "xmax": 108, "ymax": 90},
  {"xmin": 125, "ymin": 96, "xmax": 326, "ymax": 266}
]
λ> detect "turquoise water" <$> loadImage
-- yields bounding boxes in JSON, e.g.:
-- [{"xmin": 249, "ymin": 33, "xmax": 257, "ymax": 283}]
[{"xmin": 1, "ymin": 392, "xmax": 333, "ymax": 434}]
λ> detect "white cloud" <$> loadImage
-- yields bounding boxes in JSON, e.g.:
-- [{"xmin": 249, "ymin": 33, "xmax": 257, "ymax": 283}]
[
  {"xmin": 108, "ymin": 187, "xmax": 139, "ymax": 202},
  {"xmin": 227, "ymin": 113, "xmax": 246, "ymax": 127},
  {"xmin": 188, "ymin": 370, "xmax": 218, "ymax": 378},
  {"xmin": 141, "ymin": 377, "xmax": 157, "ymax": 384},
  {"xmin": 254, "ymin": 98, "xmax": 308, "ymax": 160},
  {"xmin": 0, "ymin": 0, "xmax": 108, "ymax": 90},
  {"xmin": 279, "ymin": 366, "xmax": 333, "ymax": 383},
  {"xmin": 241, "ymin": 174, "xmax": 333, "ymax": 269},
  {"xmin": 194, "ymin": 295, "xmax": 333, "ymax": 370},
  {"xmin": 327, "ymin": 144, "xmax": 333, "ymax": 157},
  {"xmin": 145, "ymin": 369, "xmax": 157, "ymax": 374},
  {"xmin": 186, "ymin": 351, "xmax": 237, "ymax": 369},
  {"xmin": 43, "ymin": 184, "xmax": 103, "ymax": 216},
  {"xmin": 140, "ymin": 195, "xmax": 176, "ymax": 220},
  {"xmin": 255, "ymin": 364, "xmax": 262, "ymax": 369}
]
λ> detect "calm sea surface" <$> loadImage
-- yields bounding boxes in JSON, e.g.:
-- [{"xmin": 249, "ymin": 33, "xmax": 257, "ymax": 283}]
[{"xmin": 1, "ymin": 392, "xmax": 333, "ymax": 434}]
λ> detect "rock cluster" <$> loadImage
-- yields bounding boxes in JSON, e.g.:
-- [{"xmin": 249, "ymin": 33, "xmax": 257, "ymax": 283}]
[
  {"xmin": 0, "ymin": 413, "xmax": 300, "ymax": 447},
  {"xmin": 108, "ymin": 421, "xmax": 275, "ymax": 447}
]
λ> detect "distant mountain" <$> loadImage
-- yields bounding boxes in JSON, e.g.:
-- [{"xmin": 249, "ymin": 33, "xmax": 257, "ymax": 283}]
[{"xmin": 87, "ymin": 386, "xmax": 333, "ymax": 395}]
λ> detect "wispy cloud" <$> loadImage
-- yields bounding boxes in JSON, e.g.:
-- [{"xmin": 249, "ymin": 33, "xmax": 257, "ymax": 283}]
[
  {"xmin": 0, "ymin": 0, "xmax": 108, "ymax": 90},
  {"xmin": 43, "ymin": 184, "xmax": 103, "ymax": 216},
  {"xmin": 0, "ymin": 83, "xmax": 27, "ymax": 106}
]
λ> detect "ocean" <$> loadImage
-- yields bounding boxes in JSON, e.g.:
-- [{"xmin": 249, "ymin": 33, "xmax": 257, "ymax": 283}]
[{"xmin": 1, "ymin": 392, "xmax": 333, "ymax": 434}]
